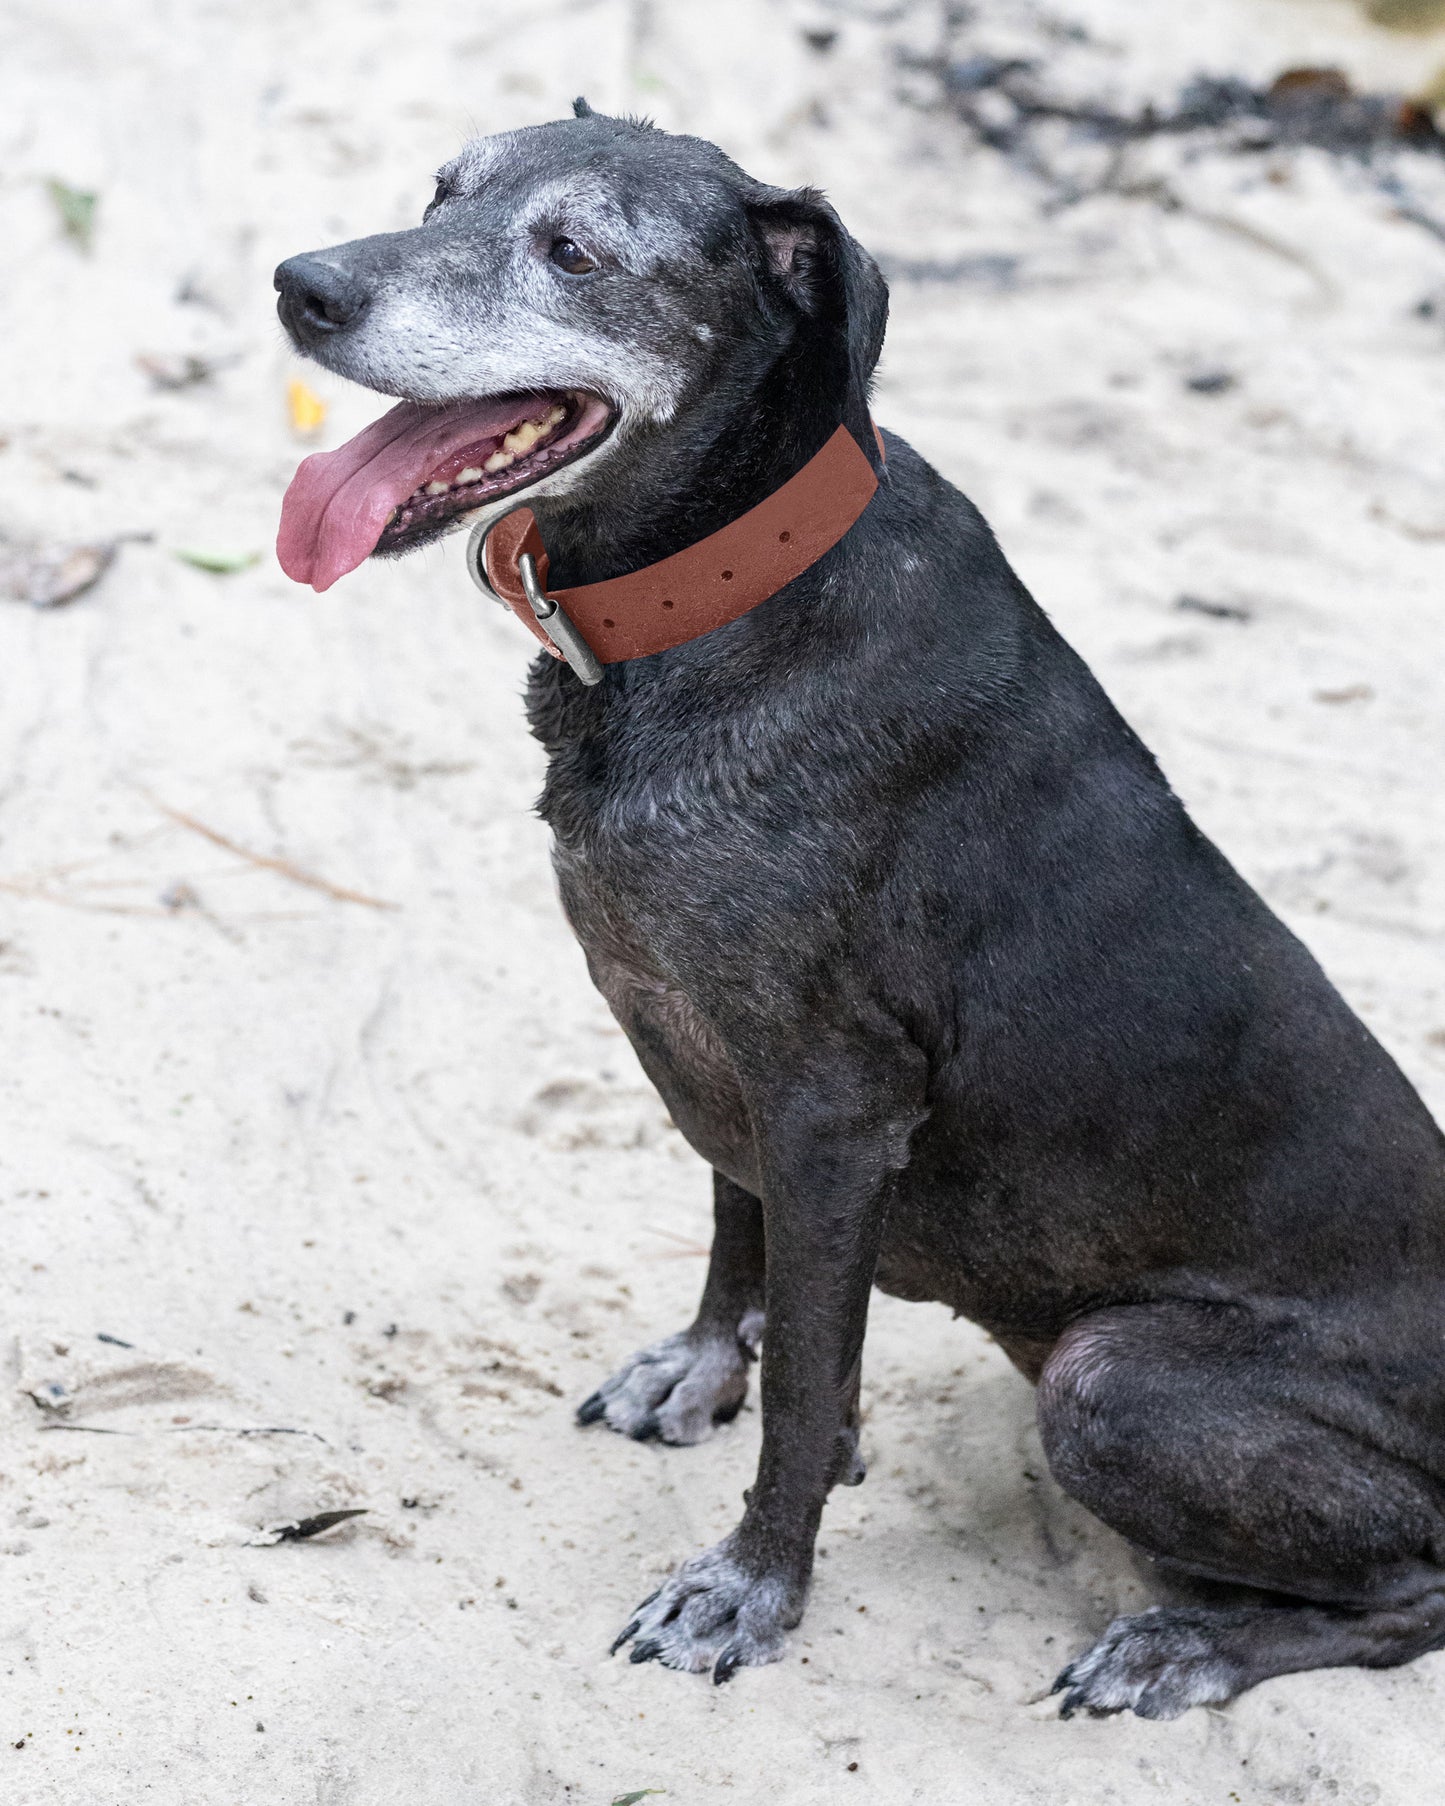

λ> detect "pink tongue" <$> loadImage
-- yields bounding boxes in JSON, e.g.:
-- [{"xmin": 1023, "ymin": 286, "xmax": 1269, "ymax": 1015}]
[{"xmin": 276, "ymin": 394, "xmax": 547, "ymax": 592}]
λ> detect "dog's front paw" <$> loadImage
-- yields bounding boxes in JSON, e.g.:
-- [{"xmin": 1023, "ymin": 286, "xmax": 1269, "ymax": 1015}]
[
  {"xmin": 577, "ymin": 1316, "xmax": 760, "ymax": 1444},
  {"xmin": 1052, "ymin": 1606, "xmax": 1245, "ymax": 1720},
  {"xmin": 611, "ymin": 1536, "xmax": 800, "ymax": 1683}
]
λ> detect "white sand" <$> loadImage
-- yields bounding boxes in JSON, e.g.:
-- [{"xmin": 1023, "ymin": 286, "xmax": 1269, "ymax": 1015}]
[{"xmin": 2, "ymin": 1, "xmax": 1444, "ymax": 1800}]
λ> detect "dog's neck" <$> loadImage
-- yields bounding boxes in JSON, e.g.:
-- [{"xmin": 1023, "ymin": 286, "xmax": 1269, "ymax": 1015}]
[{"xmin": 529, "ymin": 330, "xmax": 870, "ymax": 590}]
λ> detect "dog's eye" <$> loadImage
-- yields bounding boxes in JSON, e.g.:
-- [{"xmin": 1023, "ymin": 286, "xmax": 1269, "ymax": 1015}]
[
  {"xmin": 550, "ymin": 237, "xmax": 597, "ymax": 276},
  {"xmin": 426, "ymin": 175, "xmax": 455, "ymax": 217}
]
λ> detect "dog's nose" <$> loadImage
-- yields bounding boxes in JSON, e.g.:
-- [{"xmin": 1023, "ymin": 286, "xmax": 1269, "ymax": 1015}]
[{"xmin": 274, "ymin": 255, "xmax": 370, "ymax": 345}]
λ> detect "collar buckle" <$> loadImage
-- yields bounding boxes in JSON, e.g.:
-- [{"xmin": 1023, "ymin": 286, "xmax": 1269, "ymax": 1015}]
[
  {"xmin": 466, "ymin": 514, "xmax": 603, "ymax": 686},
  {"xmin": 515, "ymin": 551, "xmax": 603, "ymax": 686}
]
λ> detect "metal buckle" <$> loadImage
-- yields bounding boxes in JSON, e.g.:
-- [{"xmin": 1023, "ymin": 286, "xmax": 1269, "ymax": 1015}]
[{"xmin": 466, "ymin": 516, "xmax": 603, "ymax": 687}]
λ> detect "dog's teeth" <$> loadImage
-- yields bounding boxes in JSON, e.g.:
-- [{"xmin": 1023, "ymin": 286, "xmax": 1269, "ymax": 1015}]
[
  {"xmin": 484, "ymin": 449, "xmax": 516, "ymax": 473},
  {"xmin": 425, "ymin": 481, "xmax": 450, "ymax": 496},
  {"xmin": 503, "ymin": 419, "xmax": 545, "ymax": 455},
  {"xmin": 487, "ymin": 404, "xmax": 567, "ymax": 463},
  {"xmin": 454, "ymin": 467, "xmax": 484, "ymax": 485}
]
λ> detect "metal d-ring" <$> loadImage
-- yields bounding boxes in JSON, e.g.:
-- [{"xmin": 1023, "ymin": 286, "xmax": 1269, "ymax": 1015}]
[
  {"xmin": 464, "ymin": 516, "xmax": 603, "ymax": 686},
  {"xmin": 516, "ymin": 552, "xmax": 604, "ymax": 686}
]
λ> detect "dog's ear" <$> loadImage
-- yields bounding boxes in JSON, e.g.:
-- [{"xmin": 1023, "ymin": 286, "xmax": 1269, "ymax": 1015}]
[
  {"xmin": 572, "ymin": 95, "xmax": 594, "ymax": 118},
  {"xmin": 747, "ymin": 186, "xmax": 889, "ymax": 440}
]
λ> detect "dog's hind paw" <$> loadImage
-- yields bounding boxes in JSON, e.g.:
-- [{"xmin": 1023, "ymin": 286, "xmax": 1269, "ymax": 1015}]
[
  {"xmin": 611, "ymin": 1536, "xmax": 798, "ymax": 1682},
  {"xmin": 1052, "ymin": 1606, "xmax": 1245, "ymax": 1720},
  {"xmin": 577, "ymin": 1318, "xmax": 759, "ymax": 1445}
]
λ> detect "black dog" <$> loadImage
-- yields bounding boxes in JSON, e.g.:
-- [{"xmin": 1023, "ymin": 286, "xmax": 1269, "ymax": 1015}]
[{"xmin": 274, "ymin": 103, "xmax": 1445, "ymax": 1717}]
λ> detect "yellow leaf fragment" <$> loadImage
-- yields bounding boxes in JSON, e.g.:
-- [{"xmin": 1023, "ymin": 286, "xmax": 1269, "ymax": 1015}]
[{"xmin": 287, "ymin": 378, "xmax": 328, "ymax": 437}]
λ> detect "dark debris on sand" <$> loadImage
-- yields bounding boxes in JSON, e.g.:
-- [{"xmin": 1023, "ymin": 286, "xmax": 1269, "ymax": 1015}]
[{"xmin": 899, "ymin": 19, "xmax": 1445, "ymax": 234}]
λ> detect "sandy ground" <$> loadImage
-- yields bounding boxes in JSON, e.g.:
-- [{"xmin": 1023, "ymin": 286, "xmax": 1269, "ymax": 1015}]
[{"xmin": 2, "ymin": 1, "xmax": 1445, "ymax": 1801}]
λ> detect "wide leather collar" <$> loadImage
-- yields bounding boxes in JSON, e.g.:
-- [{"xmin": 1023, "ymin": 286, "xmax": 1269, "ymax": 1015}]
[{"xmin": 468, "ymin": 421, "xmax": 884, "ymax": 677}]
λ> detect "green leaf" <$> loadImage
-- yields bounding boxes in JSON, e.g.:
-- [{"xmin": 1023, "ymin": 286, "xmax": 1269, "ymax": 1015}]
[
  {"xmin": 611, "ymin": 1793, "xmax": 665, "ymax": 1805},
  {"xmin": 174, "ymin": 549, "xmax": 261, "ymax": 575},
  {"xmin": 46, "ymin": 179, "xmax": 98, "ymax": 253}
]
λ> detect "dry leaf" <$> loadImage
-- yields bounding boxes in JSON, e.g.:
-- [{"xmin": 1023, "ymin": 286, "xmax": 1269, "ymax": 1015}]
[
  {"xmin": 0, "ymin": 537, "xmax": 117, "ymax": 608},
  {"xmin": 252, "ymin": 1509, "xmax": 368, "ymax": 1546},
  {"xmin": 136, "ymin": 352, "xmax": 216, "ymax": 391}
]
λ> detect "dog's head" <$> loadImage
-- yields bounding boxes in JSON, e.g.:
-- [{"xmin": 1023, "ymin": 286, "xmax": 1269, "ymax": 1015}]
[{"xmin": 274, "ymin": 102, "xmax": 887, "ymax": 591}]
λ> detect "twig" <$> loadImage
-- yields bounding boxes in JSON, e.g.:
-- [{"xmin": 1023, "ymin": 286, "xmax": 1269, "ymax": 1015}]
[
  {"xmin": 1183, "ymin": 203, "xmax": 1337, "ymax": 303},
  {"xmin": 161, "ymin": 1423, "xmax": 330, "ymax": 1443},
  {"xmin": 0, "ymin": 827, "xmax": 171, "ymax": 888},
  {"xmin": 643, "ymin": 1224, "xmax": 711, "ymax": 1258},
  {"xmin": 1370, "ymin": 502, "xmax": 1445, "ymax": 542},
  {"xmin": 39, "ymin": 1420, "xmax": 329, "ymax": 1441},
  {"xmin": 902, "ymin": 43, "xmax": 1445, "ymax": 252},
  {"xmin": 38, "ymin": 1422, "xmax": 129, "ymax": 1435},
  {"xmin": 144, "ymin": 794, "xmax": 398, "ymax": 911},
  {"xmin": 0, "ymin": 880, "xmax": 173, "ymax": 918}
]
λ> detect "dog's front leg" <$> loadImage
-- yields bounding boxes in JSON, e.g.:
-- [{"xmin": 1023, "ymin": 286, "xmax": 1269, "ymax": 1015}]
[{"xmin": 613, "ymin": 1037, "xmax": 923, "ymax": 1682}]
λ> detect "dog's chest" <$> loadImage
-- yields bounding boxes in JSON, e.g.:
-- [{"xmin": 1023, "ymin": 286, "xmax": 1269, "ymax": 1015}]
[{"xmin": 555, "ymin": 843, "xmax": 759, "ymax": 1191}]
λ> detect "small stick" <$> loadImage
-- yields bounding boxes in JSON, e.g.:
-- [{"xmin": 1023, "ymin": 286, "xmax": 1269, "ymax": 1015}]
[
  {"xmin": 161, "ymin": 1423, "xmax": 330, "ymax": 1443},
  {"xmin": 145, "ymin": 794, "xmax": 398, "ymax": 911},
  {"xmin": 38, "ymin": 1422, "xmax": 129, "ymax": 1435},
  {"xmin": 643, "ymin": 1225, "xmax": 711, "ymax": 1258},
  {"xmin": 0, "ymin": 880, "xmax": 172, "ymax": 918}
]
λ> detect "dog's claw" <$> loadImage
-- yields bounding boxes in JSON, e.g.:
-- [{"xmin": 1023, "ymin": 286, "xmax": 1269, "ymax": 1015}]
[
  {"xmin": 1057, "ymin": 1686, "xmax": 1112, "ymax": 1721},
  {"xmin": 713, "ymin": 1645, "xmax": 743, "ymax": 1684},
  {"xmin": 610, "ymin": 1618, "xmax": 641, "ymax": 1656},
  {"xmin": 576, "ymin": 1391, "xmax": 606, "ymax": 1425},
  {"xmin": 1047, "ymin": 1654, "xmax": 1098, "ymax": 1712},
  {"xmin": 629, "ymin": 1639, "xmax": 663, "ymax": 1665}
]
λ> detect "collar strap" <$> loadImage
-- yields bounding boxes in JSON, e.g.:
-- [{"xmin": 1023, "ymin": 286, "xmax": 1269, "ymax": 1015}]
[{"xmin": 467, "ymin": 421, "xmax": 883, "ymax": 682}]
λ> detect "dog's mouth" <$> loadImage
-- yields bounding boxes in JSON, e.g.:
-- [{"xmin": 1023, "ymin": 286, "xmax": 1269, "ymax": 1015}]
[{"xmin": 276, "ymin": 388, "xmax": 615, "ymax": 592}]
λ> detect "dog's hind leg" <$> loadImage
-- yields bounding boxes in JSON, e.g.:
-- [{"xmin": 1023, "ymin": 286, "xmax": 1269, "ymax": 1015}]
[
  {"xmin": 1038, "ymin": 1301, "xmax": 1445, "ymax": 1718},
  {"xmin": 577, "ymin": 1173, "xmax": 765, "ymax": 1444},
  {"xmin": 1051, "ymin": 1589, "xmax": 1445, "ymax": 1720}
]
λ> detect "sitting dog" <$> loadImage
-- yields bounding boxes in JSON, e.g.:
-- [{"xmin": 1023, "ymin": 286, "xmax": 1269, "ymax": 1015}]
[{"xmin": 274, "ymin": 102, "xmax": 1445, "ymax": 1718}]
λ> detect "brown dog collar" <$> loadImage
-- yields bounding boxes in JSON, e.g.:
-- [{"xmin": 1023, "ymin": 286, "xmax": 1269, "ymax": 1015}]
[{"xmin": 466, "ymin": 422, "xmax": 884, "ymax": 683}]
